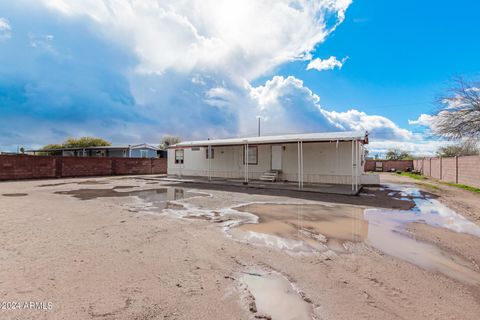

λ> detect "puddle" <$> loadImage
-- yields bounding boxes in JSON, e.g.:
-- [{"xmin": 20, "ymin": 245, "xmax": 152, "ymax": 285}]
[
  {"xmin": 371, "ymin": 185, "xmax": 480, "ymax": 237},
  {"xmin": 240, "ymin": 271, "xmax": 313, "ymax": 320},
  {"xmin": 56, "ymin": 187, "xmax": 205, "ymax": 213},
  {"xmin": 366, "ymin": 211, "xmax": 480, "ymax": 285},
  {"xmin": 112, "ymin": 185, "xmax": 139, "ymax": 189},
  {"xmin": 2, "ymin": 193, "xmax": 28, "ymax": 197},
  {"xmin": 227, "ymin": 185, "xmax": 480, "ymax": 286},
  {"xmin": 229, "ymin": 203, "xmax": 367, "ymax": 253},
  {"xmin": 77, "ymin": 180, "xmax": 110, "ymax": 185},
  {"xmin": 39, "ymin": 182, "xmax": 72, "ymax": 187},
  {"xmin": 39, "ymin": 180, "xmax": 110, "ymax": 187}
]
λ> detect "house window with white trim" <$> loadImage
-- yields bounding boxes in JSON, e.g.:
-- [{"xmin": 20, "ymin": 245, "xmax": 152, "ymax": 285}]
[
  {"xmin": 175, "ymin": 149, "xmax": 184, "ymax": 164},
  {"xmin": 140, "ymin": 150, "xmax": 148, "ymax": 158}
]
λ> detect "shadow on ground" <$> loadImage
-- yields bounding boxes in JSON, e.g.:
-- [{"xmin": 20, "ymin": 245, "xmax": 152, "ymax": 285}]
[{"xmin": 164, "ymin": 182, "xmax": 438, "ymax": 210}]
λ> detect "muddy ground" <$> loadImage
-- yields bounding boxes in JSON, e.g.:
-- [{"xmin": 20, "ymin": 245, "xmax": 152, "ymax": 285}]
[{"xmin": 0, "ymin": 173, "xmax": 479, "ymax": 319}]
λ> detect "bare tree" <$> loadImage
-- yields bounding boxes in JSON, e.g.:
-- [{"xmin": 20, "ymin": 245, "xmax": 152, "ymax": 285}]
[
  {"xmin": 433, "ymin": 77, "xmax": 480, "ymax": 139},
  {"xmin": 436, "ymin": 139, "xmax": 479, "ymax": 157},
  {"xmin": 385, "ymin": 149, "xmax": 412, "ymax": 160},
  {"xmin": 159, "ymin": 135, "xmax": 182, "ymax": 150}
]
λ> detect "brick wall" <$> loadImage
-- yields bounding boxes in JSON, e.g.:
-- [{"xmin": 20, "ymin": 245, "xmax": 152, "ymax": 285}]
[
  {"xmin": 151, "ymin": 158, "xmax": 168, "ymax": 174},
  {"xmin": 414, "ymin": 155, "xmax": 480, "ymax": 188},
  {"xmin": 113, "ymin": 158, "xmax": 152, "ymax": 175},
  {"xmin": 364, "ymin": 160, "xmax": 413, "ymax": 172},
  {"xmin": 0, "ymin": 155, "xmax": 167, "ymax": 181},
  {"xmin": 61, "ymin": 157, "xmax": 113, "ymax": 177},
  {"xmin": 0, "ymin": 155, "xmax": 56, "ymax": 180}
]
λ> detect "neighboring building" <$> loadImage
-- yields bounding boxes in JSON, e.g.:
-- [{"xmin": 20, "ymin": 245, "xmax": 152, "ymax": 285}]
[
  {"xmin": 26, "ymin": 143, "xmax": 160, "ymax": 158},
  {"xmin": 167, "ymin": 131, "xmax": 379, "ymax": 192}
]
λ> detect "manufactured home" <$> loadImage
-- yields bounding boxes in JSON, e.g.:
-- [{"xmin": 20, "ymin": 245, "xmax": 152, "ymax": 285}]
[{"xmin": 167, "ymin": 131, "xmax": 379, "ymax": 193}]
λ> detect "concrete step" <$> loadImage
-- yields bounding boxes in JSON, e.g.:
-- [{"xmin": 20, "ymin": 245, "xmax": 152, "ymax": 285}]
[
  {"xmin": 259, "ymin": 177, "xmax": 276, "ymax": 182},
  {"xmin": 259, "ymin": 171, "xmax": 278, "ymax": 182}
]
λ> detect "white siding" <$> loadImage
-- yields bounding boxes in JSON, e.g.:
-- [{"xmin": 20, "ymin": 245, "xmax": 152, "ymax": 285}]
[{"xmin": 168, "ymin": 141, "xmax": 369, "ymax": 184}]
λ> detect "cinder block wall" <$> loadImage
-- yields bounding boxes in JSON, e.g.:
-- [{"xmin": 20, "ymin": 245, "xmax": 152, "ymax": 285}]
[
  {"xmin": 0, "ymin": 155, "xmax": 167, "ymax": 181},
  {"xmin": 364, "ymin": 160, "xmax": 413, "ymax": 172},
  {"xmin": 430, "ymin": 158, "xmax": 441, "ymax": 180},
  {"xmin": 458, "ymin": 156, "xmax": 480, "ymax": 187},
  {"xmin": 441, "ymin": 157, "xmax": 457, "ymax": 183},
  {"xmin": 413, "ymin": 155, "xmax": 480, "ymax": 188}
]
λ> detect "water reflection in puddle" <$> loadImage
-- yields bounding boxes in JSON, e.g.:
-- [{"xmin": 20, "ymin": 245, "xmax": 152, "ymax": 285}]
[
  {"xmin": 241, "ymin": 271, "xmax": 313, "ymax": 320},
  {"xmin": 57, "ymin": 187, "xmax": 205, "ymax": 212},
  {"xmin": 229, "ymin": 204, "xmax": 367, "ymax": 253},
  {"xmin": 228, "ymin": 185, "xmax": 480, "ymax": 286},
  {"xmin": 39, "ymin": 180, "xmax": 110, "ymax": 187}
]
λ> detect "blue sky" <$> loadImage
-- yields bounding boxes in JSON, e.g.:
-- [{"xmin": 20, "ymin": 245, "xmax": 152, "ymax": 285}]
[
  {"xmin": 275, "ymin": 0, "xmax": 480, "ymax": 129},
  {"xmin": 0, "ymin": 0, "xmax": 478, "ymax": 154}
]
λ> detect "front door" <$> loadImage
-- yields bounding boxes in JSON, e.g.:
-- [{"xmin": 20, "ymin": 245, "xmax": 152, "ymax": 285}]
[{"xmin": 271, "ymin": 145, "xmax": 282, "ymax": 171}]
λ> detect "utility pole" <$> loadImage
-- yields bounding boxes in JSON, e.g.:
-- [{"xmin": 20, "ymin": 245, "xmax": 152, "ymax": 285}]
[{"xmin": 257, "ymin": 116, "xmax": 261, "ymax": 137}]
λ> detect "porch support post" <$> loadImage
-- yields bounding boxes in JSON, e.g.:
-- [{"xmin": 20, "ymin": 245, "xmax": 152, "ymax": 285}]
[
  {"xmin": 297, "ymin": 141, "xmax": 301, "ymax": 189},
  {"xmin": 247, "ymin": 142, "xmax": 249, "ymax": 184},
  {"xmin": 351, "ymin": 139, "xmax": 354, "ymax": 192},
  {"xmin": 335, "ymin": 140, "xmax": 339, "ymax": 173},
  {"xmin": 301, "ymin": 141, "xmax": 304, "ymax": 189},
  {"xmin": 354, "ymin": 140, "xmax": 357, "ymax": 191},
  {"xmin": 244, "ymin": 144, "xmax": 247, "ymax": 184},
  {"xmin": 243, "ymin": 141, "xmax": 249, "ymax": 185},
  {"xmin": 355, "ymin": 140, "xmax": 359, "ymax": 191},
  {"xmin": 208, "ymin": 144, "xmax": 212, "ymax": 182}
]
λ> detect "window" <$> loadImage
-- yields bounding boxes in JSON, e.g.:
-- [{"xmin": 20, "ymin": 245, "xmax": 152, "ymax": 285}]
[
  {"xmin": 175, "ymin": 149, "xmax": 184, "ymax": 164},
  {"xmin": 140, "ymin": 150, "xmax": 148, "ymax": 158},
  {"xmin": 243, "ymin": 146, "xmax": 258, "ymax": 165},
  {"xmin": 206, "ymin": 147, "xmax": 214, "ymax": 159}
]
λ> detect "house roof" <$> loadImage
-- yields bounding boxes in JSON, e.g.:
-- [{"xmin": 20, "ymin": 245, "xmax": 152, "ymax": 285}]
[
  {"xmin": 171, "ymin": 131, "xmax": 368, "ymax": 148},
  {"xmin": 130, "ymin": 144, "xmax": 159, "ymax": 150}
]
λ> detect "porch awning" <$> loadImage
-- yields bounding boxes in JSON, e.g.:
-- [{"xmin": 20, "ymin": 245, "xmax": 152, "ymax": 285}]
[{"xmin": 171, "ymin": 130, "xmax": 368, "ymax": 148}]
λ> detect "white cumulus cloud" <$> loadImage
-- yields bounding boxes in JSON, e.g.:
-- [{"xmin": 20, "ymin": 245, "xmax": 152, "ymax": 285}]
[
  {"xmin": 244, "ymin": 76, "xmax": 413, "ymax": 142},
  {"xmin": 41, "ymin": 0, "xmax": 352, "ymax": 81},
  {"xmin": 408, "ymin": 114, "xmax": 436, "ymax": 127},
  {"xmin": 306, "ymin": 56, "xmax": 348, "ymax": 71},
  {"xmin": 0, "ymin": 17, "xmax": 11, "ymax": 40},
  {"xmin": 323, "ymin": 109, "xmax": 413, "ymax": 140},
  {"xmin": 1, "ymin": 1, "xmax": 439, "ymax": 156}
]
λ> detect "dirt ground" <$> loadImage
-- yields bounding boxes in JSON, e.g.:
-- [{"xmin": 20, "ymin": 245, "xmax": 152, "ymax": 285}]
[{"xmin": 0, "ymin": 173, "xmax": 479, "ymax": 319}]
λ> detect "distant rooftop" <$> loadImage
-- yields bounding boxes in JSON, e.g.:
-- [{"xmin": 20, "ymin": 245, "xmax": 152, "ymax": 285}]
[{"xmin": 26, "ymin": 143, "xmax": 159, "ymax": 153}]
